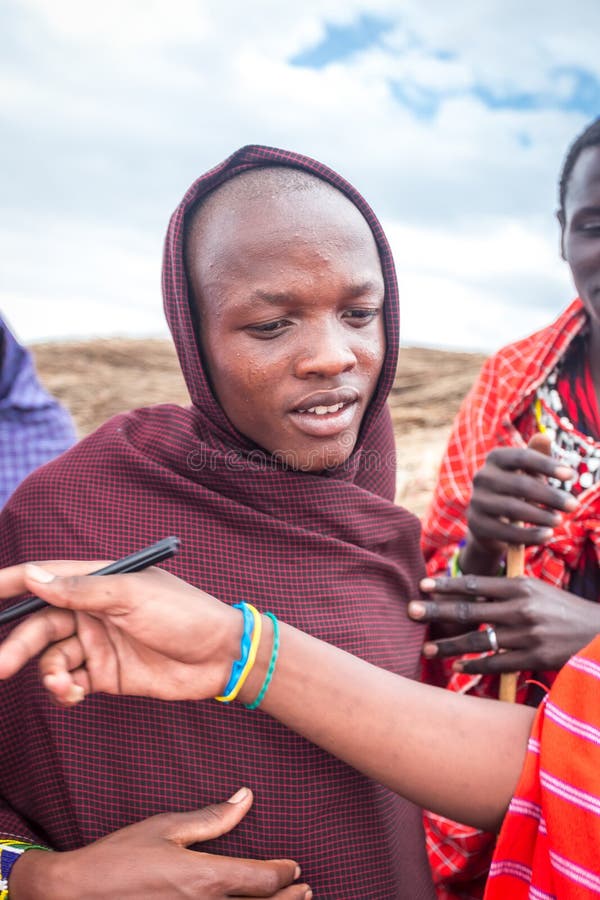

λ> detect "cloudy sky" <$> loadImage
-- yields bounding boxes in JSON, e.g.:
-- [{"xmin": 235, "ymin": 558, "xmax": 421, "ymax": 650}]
[{"xmin": 2, "ymin": 0, "xmax": 599, "ymax": 351}]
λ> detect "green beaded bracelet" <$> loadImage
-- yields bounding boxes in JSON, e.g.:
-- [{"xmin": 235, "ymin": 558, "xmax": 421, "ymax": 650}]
[{"xmin": 244, "ymin": 612, "xmax": 279, "ymax": 711}]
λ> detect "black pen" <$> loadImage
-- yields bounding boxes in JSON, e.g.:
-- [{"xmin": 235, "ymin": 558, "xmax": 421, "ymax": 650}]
[{"xmin": 0, "ymin": 536, "xmax": 181, "ymax": 626}]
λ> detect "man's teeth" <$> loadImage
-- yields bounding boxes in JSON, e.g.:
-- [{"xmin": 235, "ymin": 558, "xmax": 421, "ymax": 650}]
[{"xmin": 299, "ymin": 402, "xmax": 346, "ymax": 415}]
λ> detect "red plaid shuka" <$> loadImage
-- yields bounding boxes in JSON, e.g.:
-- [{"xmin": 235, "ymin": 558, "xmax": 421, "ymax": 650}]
[
  {"xmin": 486, "ymin": 634, "xmax": 600, "ymax": 898},
  {"xmin": 422, "ymin": 298, "xmax": 599, "ymax": 595},
  {"xmin": 421, "ymin": 299, "xmax": 600, "ymax": 898},
  {"xmin": 0, "ymin": 147, "xmax": 435, "ymax": 899}
]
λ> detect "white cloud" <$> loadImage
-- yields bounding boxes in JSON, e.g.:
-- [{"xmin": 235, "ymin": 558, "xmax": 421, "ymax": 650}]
[
  {"xmin": 388, "ymin": 218, "xmax": 573, "ymax": 349},
  {"xmin": 1, "ymin": 0, "xmax": 598, "ymax": 350}
]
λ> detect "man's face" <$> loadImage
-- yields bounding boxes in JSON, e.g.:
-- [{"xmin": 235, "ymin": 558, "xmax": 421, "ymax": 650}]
[
  {"xmin": 187, "ymin": 186, "xmax": 386, "ymax": 472},
  {"xmin": 561, "ymin": 145, "xmax": 600, "ymax": 332}
]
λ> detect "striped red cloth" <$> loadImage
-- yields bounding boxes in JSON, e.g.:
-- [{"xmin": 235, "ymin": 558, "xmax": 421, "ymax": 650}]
[
  {"xmin": 486, "ymin": 634, "xmax": 600, "ymax": 898},
  {"xmin": 0, "ymin": 146, "xmax": 435, "ymax": 898}
]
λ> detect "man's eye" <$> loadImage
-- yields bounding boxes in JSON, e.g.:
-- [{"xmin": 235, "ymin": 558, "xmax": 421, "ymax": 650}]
[
  {"xmin": 248, "ymin": 320, "xmax": 291, "ymax": 336},
  {"xmin": 344, "ymin": 309, "xmax": 381, "ymax": 325}
]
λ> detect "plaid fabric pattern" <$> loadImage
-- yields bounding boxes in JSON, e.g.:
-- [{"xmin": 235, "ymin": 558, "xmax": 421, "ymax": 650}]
[
  {"xmin": 422, "ymin": 298, "xmax": 596, "ymax": 588},
  {"xmin": 421, "ymin": 300, "xmax": 600, "ymax": 899},
  {"xmin": 425, "ymin": 816, "xmax": 492, "ymax": 900},
  {"xmin": 424, "ymin": 306, "xmax": 600, "ymax": 705},
  {"xmin": 0, "ymin": 147, "xmax": 435, "ymax": 899},
  {"xmin": 486, "ymin": 635, "xmax": 600, "ymax": 898},
  {"xmin": 0, "ymin": 315, "xmax": 76, "ymax": 507}
]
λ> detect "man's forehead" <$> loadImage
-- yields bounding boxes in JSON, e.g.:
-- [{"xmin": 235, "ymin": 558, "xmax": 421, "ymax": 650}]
[
  {"xmin": 185, "ymin": 168, "xmax": 368, "ymax": 262},
  {"xmin": 205, "ymin": 165, "xmax": 336, "ymax": 205}
]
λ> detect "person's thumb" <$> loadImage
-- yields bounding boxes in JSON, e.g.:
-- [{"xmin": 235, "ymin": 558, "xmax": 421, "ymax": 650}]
[{"xmin": 165, "ymin": 787, "xmax": 253, "ymax": 846}]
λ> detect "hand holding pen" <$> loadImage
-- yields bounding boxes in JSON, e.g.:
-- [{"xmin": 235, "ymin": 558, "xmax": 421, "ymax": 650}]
[
  {"xmin": 0, "ymin": 536, "xmax": 181, "ymax": 625},
  {"xmin": 0, "ymin": 539, "xmax": 242, "ymax": 706}
]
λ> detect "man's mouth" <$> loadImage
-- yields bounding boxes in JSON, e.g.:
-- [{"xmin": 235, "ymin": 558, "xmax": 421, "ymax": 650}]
[
  {"xmin": 296, "ymin": 401, "xmax": 347, "ymax": 416},
  {"xmin": 289, "ymin": 390, "xmax": 360, "ymax": 438},
  {"xmin": 292, "ymin": 387, "xmax": 360, "ymax": 414}
]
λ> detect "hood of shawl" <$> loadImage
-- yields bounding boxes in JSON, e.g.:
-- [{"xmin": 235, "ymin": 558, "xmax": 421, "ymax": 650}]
[{"xmin": 161, "ymin": 145, "xmax": 400, "ymax": 461}]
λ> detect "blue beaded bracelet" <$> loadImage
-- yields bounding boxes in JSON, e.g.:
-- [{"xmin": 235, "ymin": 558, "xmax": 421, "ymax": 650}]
[{"xmin": 215, "ymin": 602, "xmax": 255, "ymax": 702}]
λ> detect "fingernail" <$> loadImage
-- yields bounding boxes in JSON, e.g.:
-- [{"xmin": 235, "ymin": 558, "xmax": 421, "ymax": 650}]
[
  {"xmin": 422, "ymin": 642, "xmax": 438, "ymax": 658},
  {"xmin": 564, "ymin": 496, "xmax": 578, "ymax": 511},
  {"xmin": 24, "ymin": 564, "xmax": 55, "ymax": 584},
  {"xmin": 228, "ymin": 787, "xmax": 249, "ymax": 804},
  {"xmin": 555, "ymin": 465, "xmax": 575, "ymax": 481},
  {"xmin": 408, "ymin": 601, "xmax": 426, "ymax": 619},
  {"xmin": 452, "ymin": 661, "xmax": 464, "ymax": 673},
  {"xmin": 540, "ymin": 528, "xmax": 554, "ymax": 540},
  {"xmin": 65, "ymin": 684, "xmax": 85, "ymax": 704},
  {"xmin": 419, "ymin": 578, "xmax": 436, "ymax": 591},
  {"xmin": 294, "ymin": 865, "xmax": 302, "ymax": 880},
  {"xmin": 304, "ymin": 891, "xmax": 313, "ymax": 899}
]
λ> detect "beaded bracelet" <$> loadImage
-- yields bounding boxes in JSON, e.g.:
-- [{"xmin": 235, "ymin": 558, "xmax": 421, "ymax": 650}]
[
  {"xmin": 245, "ymin": 613, "xmax": 279, "ymax": 711},
  {"xmin": 448, "ymin": 546, "xmax": 462, "ymax": 577},
  {"xmin": 0, "ymin": 840, "xmax": 50, "ymax": 899},
  {"xmin": 215, "ymin": 602, "xmax": 262, "ymax": 703}
]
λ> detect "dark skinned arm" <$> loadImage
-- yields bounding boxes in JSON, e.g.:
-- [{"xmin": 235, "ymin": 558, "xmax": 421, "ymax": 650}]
[{"xmin": 0, "ymin": 563, "xmax": 535, "ymax": 834}]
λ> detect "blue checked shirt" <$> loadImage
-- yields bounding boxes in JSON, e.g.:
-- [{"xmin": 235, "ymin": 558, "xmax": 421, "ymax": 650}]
[{"xmin": 0, "ymin": 314, "xmax": 76, "ymax": 508}]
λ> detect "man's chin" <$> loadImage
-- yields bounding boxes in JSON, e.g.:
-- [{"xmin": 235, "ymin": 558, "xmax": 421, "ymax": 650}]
[{"xmin": 271, "ymin": 439, "xmax": 357, "ymax": 473}]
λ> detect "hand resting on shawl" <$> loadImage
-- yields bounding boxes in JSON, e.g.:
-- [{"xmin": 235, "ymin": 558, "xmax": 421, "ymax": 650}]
[
  {"xmin": 412, "ymin": 572, "xmax": 600, "ymax": 674},
  {"xmin": 0, "ymin": 561, "xmax": 534, "ymax": 836},
  {"xmin": 415, "ymin": 435, "xmax": 597, "ymax": 673},
  {"xmin": 9, "ymin": 789, "xmax": 306, "ymax": 900}
]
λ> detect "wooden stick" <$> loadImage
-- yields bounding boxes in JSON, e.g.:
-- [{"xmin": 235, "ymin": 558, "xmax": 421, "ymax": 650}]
[
  {"xmin": 498, "ymin": 541, "xmax": 524, "ymax": 702},
  {"xmin": 498, "ymin": 433, "xmax": 551, "ymax": 703},
  {"xmin": 498, "ymin": 432, "xmax": 552, "ymax": 703}
]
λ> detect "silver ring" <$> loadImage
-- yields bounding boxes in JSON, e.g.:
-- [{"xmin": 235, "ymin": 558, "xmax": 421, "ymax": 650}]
[{"xmin": 485, "ymin": 625, "xmax": 499, "ymax": 653}]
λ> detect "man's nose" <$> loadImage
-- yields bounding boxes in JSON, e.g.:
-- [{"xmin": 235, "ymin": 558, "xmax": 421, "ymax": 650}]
[{"xmin": 293, "ymin": 321, "xmax": 357, "ymax": 378}]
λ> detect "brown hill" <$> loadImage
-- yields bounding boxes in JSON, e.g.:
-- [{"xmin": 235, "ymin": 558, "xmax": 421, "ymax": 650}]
[{"xmin": 32, "ymin": 340, "xmax": 485, "ymax": 518}]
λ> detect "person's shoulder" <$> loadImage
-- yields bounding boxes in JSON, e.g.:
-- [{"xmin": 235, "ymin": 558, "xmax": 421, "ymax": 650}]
[{"xmin": 82, "ymin": 402, "xmax": 195, "ymax": 443}]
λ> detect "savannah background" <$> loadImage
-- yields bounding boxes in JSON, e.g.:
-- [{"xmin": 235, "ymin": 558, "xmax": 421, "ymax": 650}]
[{"xmin": 32, "ymin": 339, "xmax": 485, "ymax": 518}]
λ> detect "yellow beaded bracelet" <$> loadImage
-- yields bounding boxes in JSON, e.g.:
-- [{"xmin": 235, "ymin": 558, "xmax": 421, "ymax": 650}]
[{"xmin": 215, "ymin": 604, "xmax": 262, "ymax": 703}]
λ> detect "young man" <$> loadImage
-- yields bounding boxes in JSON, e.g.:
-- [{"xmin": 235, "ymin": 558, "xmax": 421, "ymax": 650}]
[{"xmin": 0, "ymin": 147, "xmax": 434, "ymax": 899}]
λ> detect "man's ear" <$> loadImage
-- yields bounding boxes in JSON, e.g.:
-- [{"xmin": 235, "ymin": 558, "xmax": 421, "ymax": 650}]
[{"xmin": 556, "ymin": 209, "xmax": 566, "ymax": 261}]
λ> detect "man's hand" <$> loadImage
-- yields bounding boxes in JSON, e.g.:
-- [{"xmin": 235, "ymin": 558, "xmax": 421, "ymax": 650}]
[
  {"xmin": 411, "ymin": 574, "xmax": 600, "ymax": 674},
  {"xmin": 9, "ymin": 788, "xmax": 311, "ymax": 899},
  {"xmin": 459, "ymin": 439, "xmax": 577, "ymax": 576},
  {"xmin": 0, "ymin": 561, "xmax": 243, "ymax": 705}
]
